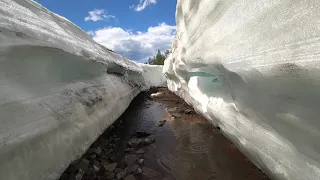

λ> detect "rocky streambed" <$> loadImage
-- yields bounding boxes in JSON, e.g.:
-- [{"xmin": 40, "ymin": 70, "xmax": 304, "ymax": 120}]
[{"xmin": 59, "ymin": 88, "xmax": 269, "ymax": 180}]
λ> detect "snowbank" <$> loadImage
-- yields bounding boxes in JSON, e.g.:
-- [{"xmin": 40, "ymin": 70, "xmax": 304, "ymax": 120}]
[
  {"xmin": 164, "ymin": 0, "xmax": 320, "ymax": 180},
  {"xmin": 0, "ymin": 0, "xmax": 165, "ymax": 179}
]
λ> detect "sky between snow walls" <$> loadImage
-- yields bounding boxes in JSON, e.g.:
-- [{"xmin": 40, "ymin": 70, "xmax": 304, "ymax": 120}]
[{"xmin": 35, "ymin": 0, "xmax": 177, "ymax": 63}]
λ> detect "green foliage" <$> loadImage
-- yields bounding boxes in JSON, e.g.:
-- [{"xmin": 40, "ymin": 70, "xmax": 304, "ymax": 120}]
[{"xmin": 147, "ymin": 49, "xmax": 171, "ymax": 65}]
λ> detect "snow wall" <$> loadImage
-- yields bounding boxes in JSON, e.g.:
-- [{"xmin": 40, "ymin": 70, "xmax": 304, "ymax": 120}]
[
  {"xmin": 0, "ymin": 0, "xmax": 166, "ymax": 179},
  {"xmin": 164, "ymin": 0, "xmax": 320, "ymax": 180}
]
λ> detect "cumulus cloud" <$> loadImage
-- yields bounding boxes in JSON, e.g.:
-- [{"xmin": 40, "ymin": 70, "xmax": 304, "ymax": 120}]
[
  {"xmin": 85, "ymin": 9, "xmax": 116, "ymax": 22},
  {"xmin": 130, "ymin": 0, "xmax": 157, "ymax": 12},
  {"xmin": 90, "ymin": 23, "xmax": 175, "ymax": 62}
]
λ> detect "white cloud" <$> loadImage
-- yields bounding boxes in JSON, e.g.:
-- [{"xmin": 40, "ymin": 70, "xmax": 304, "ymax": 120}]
[
  {"xmin": 84, "ymin": 9, "xmax": 116, "ymax": 22},
  {"xmin": 130, "ymin": 0, "xmax": 157, "ymax": 12},
  {"xmin": 90, "ymin": 23, "xmax": 175, "ymax": 62}
]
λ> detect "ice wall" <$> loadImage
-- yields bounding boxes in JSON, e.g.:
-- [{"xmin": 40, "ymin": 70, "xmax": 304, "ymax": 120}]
[
  {"xmin": 0, "ymin": 0, "xmax": 165, "ymax": 179},
  {"xmin": 164, "ymin": 0, "xmax": 320, "ymax": 180}
]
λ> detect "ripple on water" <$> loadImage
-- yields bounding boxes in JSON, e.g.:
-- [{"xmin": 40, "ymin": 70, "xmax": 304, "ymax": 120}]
[
  {"xmin": 157, "ymin": 153, "xmax": 186, "ymax": 180},
  {"xmin": 172, "ymin": 123, "xmax": 213, "ymax": 154},
  {"xmin": 157, "ymin": 153, "xmax": 217, "ymax": 180}
]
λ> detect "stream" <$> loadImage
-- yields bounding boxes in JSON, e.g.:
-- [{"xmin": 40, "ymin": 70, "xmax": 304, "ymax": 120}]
[{"xmin": 60, "ymin": 88, "xmax": 269, "ymax": 180}]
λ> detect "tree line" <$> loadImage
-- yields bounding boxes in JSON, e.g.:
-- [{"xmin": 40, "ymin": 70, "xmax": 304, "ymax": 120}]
[{"xmin": 146, "ymin": 49, "xmax": 171, "ymax": 65}]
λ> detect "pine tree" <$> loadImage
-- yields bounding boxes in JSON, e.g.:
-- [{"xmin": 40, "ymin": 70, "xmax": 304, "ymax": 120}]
[
  {"xmin": 155, "ymin": 49, "xmax": 163, "ymax": 65},
  {"xmin": 146, "ymin": 49, "xmax": 170, "ymax": 65},
  {"xmin": 164, "ymin": 50, "xmax": 170, "ymax": 58}
]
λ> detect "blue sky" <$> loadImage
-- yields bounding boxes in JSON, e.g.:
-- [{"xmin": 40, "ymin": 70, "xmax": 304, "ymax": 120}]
[{"xmin": 35, "ymin": 0, "xmax": 177, "ymax": 62}]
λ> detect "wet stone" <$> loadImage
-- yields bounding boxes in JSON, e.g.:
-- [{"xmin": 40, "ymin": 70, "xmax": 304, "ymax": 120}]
[
  {"xmin": 124, "ymin": 174, "xmax": 136, "ymax": 180},
  {"xmin": 142, "ymin": 167, "xmax": 160, "ymax": 178},
  {"xmin": 184, "ymin": 109, "xmax": 193, "ymax": 114},
  {"xmin": 125, "ymin": 154, "xmax": 141, "ymax": 165},
  {"xmin": 171, "ymin": 113, "xmax": 182, "ymax": 118},
  {"xmin": 158, "ymin": 119, "xmax": 166, "ymax": 127},
  {"xmin": 134, "ymin": 131, "xmax": 150, "ymax": 138},
  {"xmin": 74, "ymin": 159, "xmax": 90, "ymax": 172},
  {"xmin": 128, "ymin": 164, "xmax": 139, "ymax": 173},
  {"xmin": 135, "ymin": 148, "xmax": 145, "ymax": 154},
  {"xmin": 89, "ymin": 154, "xmax": 97, "ymax": 160},
  {"xmin": 143, "ymin": 137, "xmax": 155, "ymax": 145},
  {"xmin": 134, "ymin": 167, "xmax": 143, "ymax": 174},
  {"xmin": 93, "ymin": 160, "xmax": 100, "ymax": 167},
  {"xmin": 108, "ymin": 156, "xmax": 117, "ymax": 163},
  {"xmin": 127, "ymin": 139, "xmax": 142, "ymax": 148},
  {"xmin": 75, "ymin": 169, "xmax": 85, "ymax": 180},
  {"xmin": 167, "ymin": 107, "xmax": 178, "ymax": 112},
  {"xmin": 104, "ymin": 162, "xmax": 118, "ymax": 172},
  {"xmin": 93, "ymin": 164, "xmax": 100, "ymax": 172},
  {"xmin": 114, "ymin": 168, "xmax": 122, "ymax": 173},
  {"xmin": 125, "ymin": 148, "xmax": 135, "ymax": 153},
  {"xmin": 95, "ymin": 147, "xmax": 102, "ymax": 155},
  {"xmin": 127, "ymin": 136, "xmax": 155, "ymax": 148},
  {"xmin": 107, "ymin": 172, "xmax": 115, "ymax": 179},
  {"xmin": 109, "ymin": 144, "xmax": 116, "ymax": 148},
  {"xmin": 101, "ymin": 160, "xmax": 109, "ymax": 166},
  {"xmin": 137, "ymin": 159, "xmax": 144, "ymax": 165},
  {"xmin": 116, "ymin": 168, "xmax": 129, "ymax": 179},
  {"xmin": 87, "ymin": 148, "xmax": 96, "ymax": 154}
]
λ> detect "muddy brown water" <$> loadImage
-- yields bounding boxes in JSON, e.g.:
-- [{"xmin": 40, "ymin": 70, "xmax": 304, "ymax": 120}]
[{"xmin": 60, "ymin": 88, "xmax": 269, "ymax": 180}]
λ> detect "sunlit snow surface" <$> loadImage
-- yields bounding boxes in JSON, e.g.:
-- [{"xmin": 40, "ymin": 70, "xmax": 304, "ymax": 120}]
[
  {"xmin": 0, "ymin": 0, "xmax": 165, "ymax": 179},
  {"xmin": 164, "ymin": 0, "xmax": 320, "ymax": 180}
]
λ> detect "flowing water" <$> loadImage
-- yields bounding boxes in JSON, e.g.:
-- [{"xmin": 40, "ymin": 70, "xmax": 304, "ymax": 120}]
[{"xmin": 108, "ymin": 88, "xmax": 269, "ymax": 180}]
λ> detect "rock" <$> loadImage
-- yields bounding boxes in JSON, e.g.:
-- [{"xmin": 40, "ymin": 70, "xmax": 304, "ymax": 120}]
[
  {"xmin": 74, "ymin": 159, "xmax": 90, "ymax": 172},
  {"xmin": 104, "ymin": 162, "xmax": 118, "ymax": 172},
  {"xmin": 109, "ymin": 144, "xmax": 116, "ymax": 148},
  {"xmin": 158, "ymin": 119, "xmax": 166, "ymax": 127},
  {"xmin": 143, "ymin": 137, "xmax": 156, "ymax": 145},
  {"xmin": 116, "ymin": 168, "xmax": 129, "ymax": 179},
  {"xmin": 124, "ymin": 174, "xmax": 136, "ymax": 180},
  {"xmin": 127, "ymin": 138, "xmax": 142, "ymax": 148},
  {"xmin": 135, "ymin": 148, "xmax": 145, "ymax": 154},
  {"xmin": 93, "ymin": 160, "xmax": 100, "ymax": 166},
  {"xmin": 108, "ymin": 156, "xmax": 116, "ymax": 162},
  {"xmin": 128, "ymin": 164, "xmax": 139, "ymax": 173},
  {"xmin": 171, "ymin": 113, "xmax": 182, "ymax": 118},
  {"xmin": 134, "ymin": 132, "xmax": 150, "ymax": 138},
  {"xmin": 116, "ymin": 163, "xmax": 140, "ymax": 179},
  {"xmin": 95, "ymin": 147, "xmax": 102, "ymax": 155},
  {"xmin": 125, "ymin": 154, "xmax": 140, "ymax": 165},
  {"xmin": 137, "ymin": 159, "xmax": 144, "ymax": 165},
  {"xmin": 93, "ymin": 164, "xmax": 100, "ymax": 172},
  {"xmin": 107, "ymin": 172, "xmax": 115, "ymax": 179},
  {"xmin": 87, "ymin": 147, "xmax": 96, "ymax": 154},
  {"xmin": 114, "ymin": 168, "xmax": 122, "ymax": 173},
  {"xmin": 89, "ymin": 154, "xmax": 96, "ymax": 160},
  {"xmin": 75, "ymin": 169, "xmax": 85, "ymax": 180},
  {"xmin": 92, "ymin": 160, "xmax": 100, "ymax": 172},
  {"xmin": 167, "ymin": 107, "xmax": 178, "ymax": 112},
  {"xmin": 101, "ymin": 160, "xmax": 109, "ymax": 166},
  {"xmin": 128, "ymin": 137, "xmax": 155, "ymax": 148},
  {"xmin": 184, "ymin": 109, "xmax": 193, "ymax": 114},
  {"xmin": 133, "ymin": 167, "xmax": 143, "ymax": 174},
  {"xmin": 125, "ymin": 148, "xmax": 135, "ymax": 153},
  {"xmin": 142, "ymin": 167, "xmax": 160, "ymax": 178}
]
